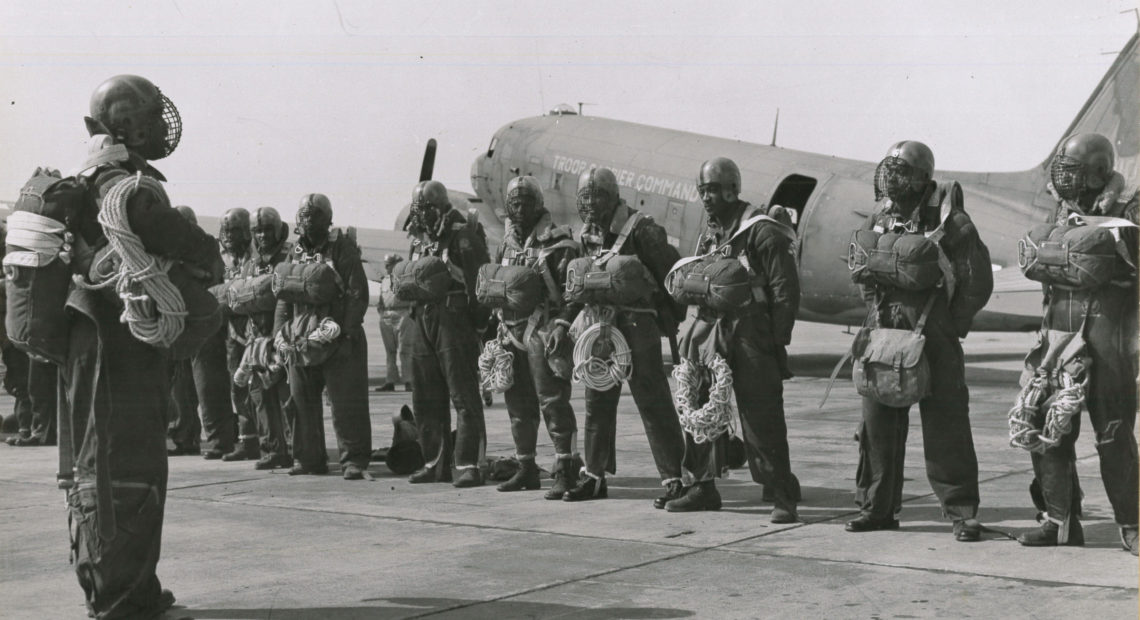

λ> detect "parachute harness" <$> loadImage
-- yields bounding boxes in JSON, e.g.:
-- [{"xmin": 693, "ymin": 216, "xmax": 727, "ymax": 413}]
[
  {"xmin": 571, "ymin": 306, "xmax": 632, "ymax": 391},
  {"xmin": 672, "ymin": 353, "xmax": 736, "ymax": 444},
  {"xmin": 76, "ymin": 173, "xmax": 187, "ymax": 348}
]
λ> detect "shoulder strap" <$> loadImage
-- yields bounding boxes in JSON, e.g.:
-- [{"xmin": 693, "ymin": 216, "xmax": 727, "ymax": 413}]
[
  {"xmin": 610, "ymin": 211, "xmax": 643, "ymax": 255},
  {"xmin": 913, "ymin": 293, "xmax": 938, "ymax": 335}
]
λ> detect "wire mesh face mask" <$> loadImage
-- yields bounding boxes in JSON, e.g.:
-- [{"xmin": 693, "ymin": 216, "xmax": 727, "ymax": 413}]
[
  {"xmin": 144, "ymin": 90, "xmax": 182, "ymax": 160},
  {"xmin": 1049, "ymin": 155, "xmax": 1089, "ymax": 202},
  {"xmin": 874, "ymin": 157, "xmax": 924, "ymax": 205}
]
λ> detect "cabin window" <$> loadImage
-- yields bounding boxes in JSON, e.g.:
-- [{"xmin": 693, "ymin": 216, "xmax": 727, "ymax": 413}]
[{"xmin": 487, "ymin": 136, "xmax": 498, "ymax": 158}]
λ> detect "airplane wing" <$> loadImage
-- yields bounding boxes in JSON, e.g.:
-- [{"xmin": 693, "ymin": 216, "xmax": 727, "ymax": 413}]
[{"xmin": 990, "ymin": 266, "xmax": 1041, "ymax": 294}]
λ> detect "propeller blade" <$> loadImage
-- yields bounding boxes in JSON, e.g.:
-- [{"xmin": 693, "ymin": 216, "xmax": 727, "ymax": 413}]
[{"xmin": 419, "ymin": 138, "xmax": 437, "ymax": 182}]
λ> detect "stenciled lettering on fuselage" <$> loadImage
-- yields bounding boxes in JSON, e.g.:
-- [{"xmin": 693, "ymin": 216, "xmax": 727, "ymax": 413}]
[{"xmin": 550, "ymin": 154, "xmax": 699, "ymax": 203}]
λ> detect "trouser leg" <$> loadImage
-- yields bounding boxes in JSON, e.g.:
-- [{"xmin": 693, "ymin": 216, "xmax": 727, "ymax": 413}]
[
  {"xmin": 917, "ymin": 335, "xmax": 979, "ymax": 520},
  {"xmin": 248, "ymin": 379, "xmax": 290, "ymax": 459},
  {"xmin": 380, "ymin": 317, "xmax": 401, "ymax": 385},
  {"xmin": 28, "ymin": 359, "xmax": 57, "ymax": 442},
  {"xmin": 526, "ymin": 330, "xmax": 577, "ymax": 457},
  {"xmin": 433, "ymin": 310, "xmax": 485, "ymax": 469},
  {"xmin": 620, "ymin": 314, "xmax": 683, "ymax": 482},
  {"xmin": 322, "ymin": 327, "xmax": 372, "ymax": 467},
  {"xmin": 166, "ymin": 359, "xmax": 200, "ymax": 449},
  {"xmin": 70, "ymin": 314, "xmax": 170, "ymax": 619},
  {"xmin": 583, "ymin": 384, "xmax": 619, "ymax": 477},
  {"xmin": 1085, "ymin": 309, "xmax": 1140, "ymax": 526},
  {"xmin": 411, "ymin": 306, "xmax": 452, "ymax": 474},
  {"xmin": 856, "ymin": 400, "xmax": 909, "ymax": 520},
  {"xmin": 287, "ymin": 363, "xmax": 327, "ymax": 468},
  {"xmin": 398, "ymin": 314, "xmax": 415, "ymax": 388},
  {"xmin": 1031, "ymin": 421, "xmax": 1082, "ymax": 524},
  {"xmin": 504, "ymin": 342, "xmax": 540, "ymax": 459},
  {"xmin": 193, "ymin": 328, "xmax": 235, "ymax": 452},
  {"xmin": 225, "ymin": 339, "xmax": 256, "ymax": 449},
  {"xmin": 3, "ymin": 344, "xmax": 31, "ymax": 433},
  {"xmin": 731, "ymin": 322, "xmax": 795, "ymax": 501}
]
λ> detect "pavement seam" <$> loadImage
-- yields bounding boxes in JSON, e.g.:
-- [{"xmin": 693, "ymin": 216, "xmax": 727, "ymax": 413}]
[
  {"xmin": 711, "ymin": 546, "xmax": 1140, "ymax": 592},
  {"xmin": 169, "ymin": 493, "xmax": 707, "ymax": 549}
]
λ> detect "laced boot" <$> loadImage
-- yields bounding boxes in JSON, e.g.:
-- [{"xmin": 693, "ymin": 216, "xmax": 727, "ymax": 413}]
[
  {"xmin": 1018, "ymin": 517, "xmax": 1084, "ymax": 547},
  {"xmin": 497, "ymin": 458, "xmax": 541, "ymax": 492},
  {"xmin": 665, "ymin": 481, "xmax": 721, "ymax": 512},
  {"xmin": 222, "ymin": 439, "xmax": 259, "ymax": 462},
  {"xmin": 653, "ymin": 479, "xmax": 686, "ymax": 509},
  {"xmin": 453, "ymin": 466, "xmax": 484, "ymax": 488},
  {"xmin": 409, "ymin": 464, "xmax": 452, "ymax": 484},
  {"xmin": 544, "ymin": 457, "xmax": 577, "ymax": 500},
  {"xmin": 563, "ymin": 473, "xmax": 607, "ymax": 502}
]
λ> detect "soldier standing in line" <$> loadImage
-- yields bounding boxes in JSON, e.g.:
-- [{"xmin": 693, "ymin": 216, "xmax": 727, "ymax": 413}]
[
  {"xmin": 561, "ymin": 168, "xmax": 687, "ymax": 508},
  {"xmin": 274, "ymin": 193, "xmax": 372, "ymax": 479},
  {"xmin": 404, "ymin": 180, "xmax": 491, "ymax": 488},
  {"xmin": 488, "ymin": 176, "xmax": 581, "ymax": 497},
  {"xmin": 665, "ymin": 158, "xmax": 801, "ymax": 523}
]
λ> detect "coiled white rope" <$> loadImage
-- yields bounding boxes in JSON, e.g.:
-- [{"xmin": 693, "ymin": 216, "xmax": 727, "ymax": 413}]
[
  {"xmin": 307, "ymin": 317, "xmax": 341, "ymax": 343},
  {"xmin": 1008, "ymin": 368, "xmax": 1085, "ymax": 453},
  {"xmin": 478, "ymin": 335, "xmax": 515, "ymax": 393},
  {"xmin": 673, "ymin": 354, "xmax": 736, "ymax": 444},
  {"xmin": 1008, "ymin": 370, "xmax": 1048, "ymax": 452},
  {"xmin": 571, "ymin": 311, "xmax": 632, "ymax": 391},
  {"xmin": 76, "ymin": 172, "xmax": 186, "ymax": 348},
  {"xmin": 1039, "ymin": 374, "xmax": 1084, "ymax": 449}
]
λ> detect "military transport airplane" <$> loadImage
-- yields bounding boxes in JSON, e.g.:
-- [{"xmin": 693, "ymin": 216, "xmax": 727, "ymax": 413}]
[
  {"xmin": 3, "ymin": 35, "xmax": 1134, "ymax": 332},
  {"xmin": 378, "ymin": 32, "xmax": 1137, "ymax": 332}
]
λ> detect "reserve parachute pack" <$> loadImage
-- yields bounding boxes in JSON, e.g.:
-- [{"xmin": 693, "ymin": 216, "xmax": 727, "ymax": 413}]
[
  {"xmin": 273, "ymin": 259, "xmax": 343, "ymax": 306},
  {"xmin": 4, "ymin": 170, "xmax": 87, "ymax": 365},
  {"xmin": 848, "ymin": 230, "xmax": 943, "ymax": 291},
  {"xmin": 475, "ymin": 263, "xmax": 543, "ymax": 316},
  {"xmin": 564, "ymin": 211, "xmax": 656, "ymax": 306},
  {"xmin": 666, "ymin": 255, "xmax": 751, "ymax": 311},
  {"xmin": 392, "ymin": 256, "xmax": 454, "ymax": 303},
  {"xmin": 666, "ymin": 211, "xmax": 795, "ymax": 312},
  {"xmin": 215, "ymin": 273, "xmax": 277, "ymax": 315},
  {"xmin": 1018, "ymin": 213, "xmax": 1137, "ymax": 290}
]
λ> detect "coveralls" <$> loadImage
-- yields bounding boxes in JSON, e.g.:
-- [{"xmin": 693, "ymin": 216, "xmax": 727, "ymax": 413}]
[
  {"xmin": 576, "ymin": 202, "xmax": 685, "ymax": 482},
  {"xmin": 63, "ymin": 150, "xmax": 222, "ymax": 619},
  {"xmin": 409, "ymin": 208, "xmax": 490, "ymax": 476},
  {"xmin": 679, "ymin": 202, "xmax": 800, "ymax": 506},
  {"xmin": 274, "ymin": 229, "xmax": 372, "ymax": 471},
  {"xmin": 853, "ymin": 181, "xmax": 991, "ymax": 522}
]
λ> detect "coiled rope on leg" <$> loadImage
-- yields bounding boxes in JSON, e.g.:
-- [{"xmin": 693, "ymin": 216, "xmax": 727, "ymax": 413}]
[
  {"xmin": 672, "ymin": 354, "xmax": 735, "ymax": 444},
  {"xmin": 76, "ymin": 172, "xmax": 187, "ymax": 348},
  {"xmin": 479, "ymin": 332, "xmax": 515, "ymax": 393},
  {"xmin": 1008, "ymin": 370, "xmax": 1048, "ymax": 452},
  {"xmin": 571, "ymin": 308, "xmax": 631, "ymax": 391},
  {"xmin": 1039, "ymin": 373, "xmax": 1084, "ymax": 448}
]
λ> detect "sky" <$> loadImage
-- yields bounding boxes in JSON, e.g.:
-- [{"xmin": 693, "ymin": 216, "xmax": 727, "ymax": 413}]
[{"xmin": 0, "ymin": 0, "xmax": 1136, "ymax": 229}]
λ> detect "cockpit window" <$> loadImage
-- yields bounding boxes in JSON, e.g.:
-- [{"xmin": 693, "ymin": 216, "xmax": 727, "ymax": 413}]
[{"xmin": 487, "ymin": 136, "xmax": 498, "ymax": 158}]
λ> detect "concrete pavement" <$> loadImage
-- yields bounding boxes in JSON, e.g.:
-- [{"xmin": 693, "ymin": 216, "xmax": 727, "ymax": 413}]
[{"xmin": 0, "ymin": 321, "xmax": 1136, "ymax": 619}]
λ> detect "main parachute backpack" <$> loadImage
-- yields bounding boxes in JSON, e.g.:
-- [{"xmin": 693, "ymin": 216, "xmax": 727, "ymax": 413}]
[{"xmin": 4, "ymin": 171, "xmax": 87, "ymax": 364}]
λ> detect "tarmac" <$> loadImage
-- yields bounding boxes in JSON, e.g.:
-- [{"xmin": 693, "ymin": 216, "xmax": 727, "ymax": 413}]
[{"xmin": 0, "ymin": 319, "xmax": 1137, "ymax": 619}]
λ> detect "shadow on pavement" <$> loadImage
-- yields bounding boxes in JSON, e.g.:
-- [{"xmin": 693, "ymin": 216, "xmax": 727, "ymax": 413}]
[{"xmin": 182, "ymin": 596, "xmax": 695, "ymax": 619}]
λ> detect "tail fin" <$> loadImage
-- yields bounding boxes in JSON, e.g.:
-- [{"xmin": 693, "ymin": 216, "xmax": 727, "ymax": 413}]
[{"xmin": 1046, "ymin": 32, "xmax": 1139, "ymax": 185}]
